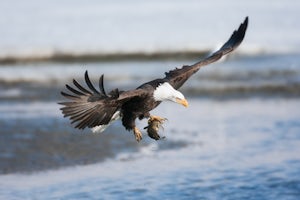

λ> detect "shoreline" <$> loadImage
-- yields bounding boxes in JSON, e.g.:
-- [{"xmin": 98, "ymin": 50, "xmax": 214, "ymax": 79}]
[{"xmin": 0, "ymin": 50, "xmax": 209, "ymax": 65}]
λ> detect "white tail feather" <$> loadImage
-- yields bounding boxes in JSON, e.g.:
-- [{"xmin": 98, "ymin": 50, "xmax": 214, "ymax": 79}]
[{"xmin": 91, "ymin": 111, "xmax": 121, "ymax": 133}]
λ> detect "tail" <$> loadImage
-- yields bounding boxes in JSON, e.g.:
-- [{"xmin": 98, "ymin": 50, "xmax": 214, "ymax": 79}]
[{"xmin": 91, "ymin": 111, "xmax": 121, "ymax": 133}]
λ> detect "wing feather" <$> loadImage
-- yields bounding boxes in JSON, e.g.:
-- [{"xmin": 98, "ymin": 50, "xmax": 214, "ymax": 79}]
[
  {"xmin": 60, "ymin": 91, "xmax": 80, "ymax": 100},
  {"xmin": 84, "ymin": 70, "xmax": 100, "ymax": 94},
  {"xmin": 73, "ymin": 79, "xmax": 93, "ymax": 95},
  {"xmin": 59, "ymin": 71, "xmax": 148, "ymax": 130},
  {"xmin": 66, "ymin": 84, "xmax": 85, "ymax": 96},
  {"xmin": 99, "ymin": 75, "xmax": 107, "ymax": 96},
  {"xmin": 165, "ymin": 17, "xmax": 248, "ymax": 89}
]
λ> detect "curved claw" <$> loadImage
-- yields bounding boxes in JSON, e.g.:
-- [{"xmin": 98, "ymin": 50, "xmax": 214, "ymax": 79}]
[{"xmin": 133, "ymin": 127, "xmax": 143, "ymax": 142}]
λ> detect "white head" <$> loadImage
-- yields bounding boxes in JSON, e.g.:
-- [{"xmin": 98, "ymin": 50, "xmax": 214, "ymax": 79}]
[{"xmin": 153, "ymin": 82, "xmax": 188, "ymax": 107}]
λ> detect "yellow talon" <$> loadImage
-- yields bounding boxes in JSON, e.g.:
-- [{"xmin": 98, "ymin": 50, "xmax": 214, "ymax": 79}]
[{"xmin": 133, "ymin": 127, "xmax": 142, "ymax": 142}]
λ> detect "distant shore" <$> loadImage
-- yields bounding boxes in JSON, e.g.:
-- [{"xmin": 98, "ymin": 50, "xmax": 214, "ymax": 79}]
[{"xmin": 0, "ymin": 50, "xmax": 210, "ymax": 65}]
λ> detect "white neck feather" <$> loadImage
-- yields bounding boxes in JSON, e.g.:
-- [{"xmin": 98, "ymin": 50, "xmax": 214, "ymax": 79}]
[{"xmin": 153, "ymin": 82, "xmax": 184, "ymax": 102}]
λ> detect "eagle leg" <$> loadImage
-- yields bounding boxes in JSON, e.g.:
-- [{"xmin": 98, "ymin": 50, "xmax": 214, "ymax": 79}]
[{"xmin": 133, "ymin": 127, "xmax": 143, "ymax": 142}]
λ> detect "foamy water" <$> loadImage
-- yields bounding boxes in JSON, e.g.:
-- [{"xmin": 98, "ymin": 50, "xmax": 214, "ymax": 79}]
[{"xmin": 1, "ymin": 99, "xmax": 300, "ymax": 199}]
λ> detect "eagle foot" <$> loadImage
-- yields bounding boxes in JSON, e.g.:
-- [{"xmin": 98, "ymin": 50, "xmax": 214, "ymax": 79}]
[
  {"xmin": 144, "ymin": 116, "xmax": 167, "ymax": 140},
  {"xmin": 133, "ymin": 127, "xmax": 143, "ymax": 142}
]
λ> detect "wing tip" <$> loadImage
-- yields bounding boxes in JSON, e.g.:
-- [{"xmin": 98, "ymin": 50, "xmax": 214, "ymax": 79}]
[
  {"xmin": 240, "ymin": 16, "xmax": 249, "ymax": 35},
  {"xmin": 99, "ymin": 74, "xmax": 107, "ymax": 96},
  {"xmin": 244, "ymin": 16, "xmax": 249, "ymax": 25},
  {"xmin": 85, "ymin": 70, "xmax": 101, "ymax": 94},
  {"xmin": 219, "ymin": 16, "xmax": 249, "ymax": 52},
  {"xmin": 240, "ymin": 16, "xmax": 249, "ymax": 37}
]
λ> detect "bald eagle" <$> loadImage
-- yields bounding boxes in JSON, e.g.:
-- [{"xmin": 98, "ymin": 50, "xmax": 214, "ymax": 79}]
[{"xmin": 60, "ymin": 17, "xmax": 248, "ymax": 141}]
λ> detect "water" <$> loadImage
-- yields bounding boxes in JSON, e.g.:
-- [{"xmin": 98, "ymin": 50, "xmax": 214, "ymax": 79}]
[
  {"xmin": 1, "ymin": 0, "xmax": 300, "ymax": 199},
  {"xmin": 0, "ymin": 99, "xmax": 300, "ymax": 199}
]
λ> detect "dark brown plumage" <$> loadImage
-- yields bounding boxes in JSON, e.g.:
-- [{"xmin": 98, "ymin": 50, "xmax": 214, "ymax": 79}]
[
  {"xmin": 59, "ymin": 17, "xmax": 248, "ymax": 141},
  {"xmin": 165, "ymin": 16, "xmax": 248, "ymax": 90}
]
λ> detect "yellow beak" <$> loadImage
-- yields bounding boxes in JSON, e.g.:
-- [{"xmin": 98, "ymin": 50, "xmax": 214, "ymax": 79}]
[{"xmin": 176, "ymin": 98, "xmax": 189, "ymax": 107}]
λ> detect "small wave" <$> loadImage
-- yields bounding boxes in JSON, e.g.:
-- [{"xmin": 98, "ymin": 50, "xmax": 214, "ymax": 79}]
[
  {"xmin": 0, "ymin": 53, "xmax": 299, "ymax": 99},
  {"xmin": 183, "ymin": 83, "xmax": 300, "ymax": 98},
  {"xmin": 1, "ymin": 46, "xmax": 297, "ymax": 65},
  {"xmin": 0, "ymin": 102, "xmax": 61, "ymax": 119},
  {"xmin": 0, "ymin": 50, "xmax": 210, "ymax": 65},
  {"xmin": 0, "ymin": 88, "xmax": 22, "ymax": 98}
]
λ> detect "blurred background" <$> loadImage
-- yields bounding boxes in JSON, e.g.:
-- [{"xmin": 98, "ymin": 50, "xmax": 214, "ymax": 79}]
[{"xmin": 0, "ymin": 0, "xmax": 300, "ymax": 199}]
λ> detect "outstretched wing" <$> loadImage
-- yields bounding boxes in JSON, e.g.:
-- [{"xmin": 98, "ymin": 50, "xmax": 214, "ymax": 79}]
[
  {"xmin": 165, "ymin": 17, "xmax": 248, "ymax": 89},
  {"xmin": 59, "ymin": 71, "xmax": 147, "ymax": 130}
]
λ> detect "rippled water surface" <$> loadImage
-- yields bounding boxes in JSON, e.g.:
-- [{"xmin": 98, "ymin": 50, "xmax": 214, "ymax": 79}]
[{"xmin": 1, "ymin": 99, "xmax": 300, "ymax": 199}]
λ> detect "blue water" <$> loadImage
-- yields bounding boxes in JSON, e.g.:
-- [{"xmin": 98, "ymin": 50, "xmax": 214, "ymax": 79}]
[
  {"xmin": 1, "ymin": 1, "xmax": 300, "ymax": 199},
  {"xmin": 1, "ymin": 99, "xmax": 300, "ymax": 199}
]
